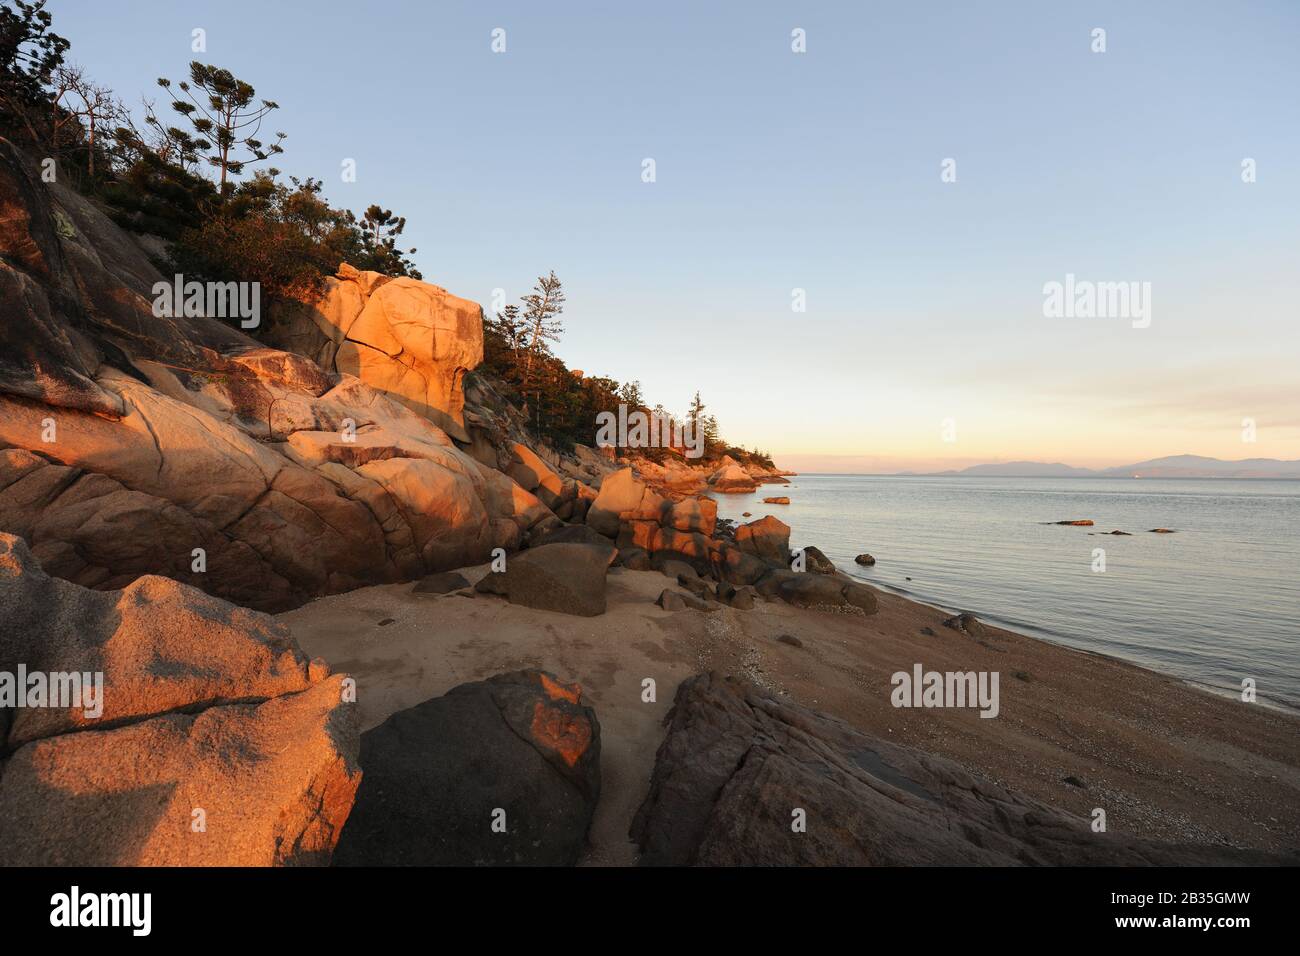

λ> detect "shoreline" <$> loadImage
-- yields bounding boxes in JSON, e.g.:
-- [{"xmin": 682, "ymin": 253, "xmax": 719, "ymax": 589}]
[
  {"xmin": 282, "ymin": 560, "xmax": 1300, "ymax": 863},
  {"xmin": 847, "ymin": 573, "xmax": 1300, "ymax": 715},
  {"xmin": 700, "ymin": 473, "xmax": 1300, "ymax": 713}
]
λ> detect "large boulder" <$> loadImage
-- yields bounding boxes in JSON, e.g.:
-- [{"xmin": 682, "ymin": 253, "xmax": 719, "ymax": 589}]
[
  {"xmin": 333, "ymin": 670, "xmax": 600, "ymax": 866},
  {"xmin": 267, "ymin": 265, "xmax": 484, "ymax": 441},
  {"xmin": 631, "ymin": 673, "xmax": 1292, "ymax": 866},
  {"xmin": 711, "ymin": 540, "xmax": 771, "ymax": 586},
  {"xmin": 735, "ymin": 515, "xmax": 792, "ymax": 565},
  {"xmin": 0, "ymin": 534, "xmax": 359, "ymax": 866},
  {"xmin": 475, "ymin": 542, "xmax": 616, "ymax": 616},
  {"xmin": 708, "ymin": 462, "xmax": 757, "ymax": 493},
  {"xmin": 0, "ymin": 535, "xmax": 317, "ymax": 747},
  {"xmin": 585, "ymin": 467, "xmax": 664, "ymax": 537},
  {"xmin": 665, "ymin": 496, "xmax": 717, "ymax": 536},
  {"xmin": 0, "ymin": 676, "xmax": 358, "ymax": 866}
]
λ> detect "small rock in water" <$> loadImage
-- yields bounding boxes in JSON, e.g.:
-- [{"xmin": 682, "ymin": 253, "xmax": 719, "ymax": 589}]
[
  {"xmin": 1148, "ymin": 528, "xmax": 1177, "ymax": 534},
  {"xmin": 762, "ymin": 497, "xmax": 790, "ymax": 505},
  {"xmin": 854, "ymin": 553, "xmax": 876, "ymax": 566},
  {"xmin": 1053, "ymin": 519, "xmax": 1094, "ymax": 526}
]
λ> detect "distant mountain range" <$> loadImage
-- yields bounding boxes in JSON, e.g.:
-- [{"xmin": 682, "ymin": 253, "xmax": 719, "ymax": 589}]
[{"xmin": 918, "ymin": 455, "xmax": 1300, "ymax": 479}]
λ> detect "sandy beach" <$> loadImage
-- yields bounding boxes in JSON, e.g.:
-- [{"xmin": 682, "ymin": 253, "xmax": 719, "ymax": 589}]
[{"xmin": 282, "ymin": 563, "xmax": 1300, "ymax": 864}]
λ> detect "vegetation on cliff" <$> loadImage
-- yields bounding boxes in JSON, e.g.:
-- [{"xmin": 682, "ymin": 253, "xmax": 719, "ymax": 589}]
[{"xmin": 0, "ymin": 0, "xmax": 772, "ymax": 467}]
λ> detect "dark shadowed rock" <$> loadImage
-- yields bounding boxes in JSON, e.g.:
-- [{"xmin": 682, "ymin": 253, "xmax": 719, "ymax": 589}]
[
  {"xmin": 528, "ymin": 522, "xmax": 612, "ymax": 549},
  {"xmin": 334, "ymin": 670, "xmax": 600, "ymax": 866},
  {"xmin": 630, "ymin": 672, "xmax": 1294, "ymax": 866},
  {"xmin": 754, "ymin": 568, "xmax": 800, "ymax": 598},
  {"xmin": 617, "ymin": 546, "xmax": 651, "ymax": 570},
  {"xmin": 676, "ymin": 573, "xmax": 714, "ymax": 601},
  {"xmin": 475, "ymin": 542, "xmax": 615, "ymax": 616},
  {"xmin": 412, "ymin": 570, "xmax": 471, "ymax": 594},
  {"xmin": 717, "ymin": 582, "xmax": 756, "ymax": 610},
  {"xmin": 776, "ymin": 574, "xmax": 849, "ymax": 610},
  {"xmin": 800, "ymin": 545, "xmax": 836, "ymax": 574},
  {"xmin": 652, "ymin": 556, "xmax": 699, "ymax": 581},
  {"xmin": 775, "ymin": 633, "xmax": 803, "ymax": 647},
  {"xmin": 712, "ymin": 541, "xmax": 771, "ymax": 586},
  {"xmin": 656, "ymin": 589, "xmax": 715, "ymax": 613},
  {"xmin": 944, "ymin": 612, "xmax": 987, "ymax": 638},
  {"xmin": 656, "ymin": 589, "xmax": 686, "ymax": 611},
  {"xmin": 841, "ymin": 581, "xmax": 879, "ymax": 614}
]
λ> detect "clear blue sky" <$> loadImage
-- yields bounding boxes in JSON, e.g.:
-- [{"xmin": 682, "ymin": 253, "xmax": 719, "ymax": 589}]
[{"xmin": 52, "ymin": 0, "xmax": 1300, "ymax": 470}]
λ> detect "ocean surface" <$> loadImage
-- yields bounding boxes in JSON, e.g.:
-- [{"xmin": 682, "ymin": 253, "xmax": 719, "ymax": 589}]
[{"xmin": 710, "ymin": 475, "xmax": 1300, "ymax": 708}]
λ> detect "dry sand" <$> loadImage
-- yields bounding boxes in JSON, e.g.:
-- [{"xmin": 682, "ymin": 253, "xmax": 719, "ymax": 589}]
[{"xmin": 281, "ymin": 565, "xmax": 1300, "ymax": 863}]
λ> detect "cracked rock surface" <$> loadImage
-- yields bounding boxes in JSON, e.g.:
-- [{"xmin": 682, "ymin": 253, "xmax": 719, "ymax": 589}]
[{"xmin": 0, "ymin": 533, "xmax": 360, "ymax": 865}]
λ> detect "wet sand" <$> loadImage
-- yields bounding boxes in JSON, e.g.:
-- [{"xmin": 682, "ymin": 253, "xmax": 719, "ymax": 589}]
[{"xmin": 281, "ymin": 566, "xmax": 1300, "ymax": 863}]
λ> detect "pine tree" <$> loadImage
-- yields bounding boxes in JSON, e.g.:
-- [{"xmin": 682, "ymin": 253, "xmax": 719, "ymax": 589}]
[
  {"xmin": 521, "ymin": 270, "xmax": 566, "ymax": 375},
  {"xmin": 157, "ymin": 62, "xmax": 285, "ymax": 193},
  {"xmin": 618, "ymin": 379, "xmax": 644, "ymax": 409},
  {"xmin": 518, "ymin": 271, "xmax": 565, "ymax": 415},
  {"xmin": 688, "ymin": 391, "xmax": 706, "ymax": 427}
]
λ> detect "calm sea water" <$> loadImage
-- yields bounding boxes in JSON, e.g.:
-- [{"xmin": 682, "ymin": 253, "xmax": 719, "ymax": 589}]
[{"xmin": 710, "ymin": 475, "xmax": 1300, "ymax": 708}]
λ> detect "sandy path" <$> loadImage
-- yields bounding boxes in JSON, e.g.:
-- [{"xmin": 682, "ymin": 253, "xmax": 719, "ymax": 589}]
[{"xmin": 282, "ymin": 566, "xmax": 1300, "ymax": 861}]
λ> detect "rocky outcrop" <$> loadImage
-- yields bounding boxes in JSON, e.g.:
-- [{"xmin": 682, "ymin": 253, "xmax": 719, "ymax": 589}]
[
  {"xmin": 264, "ymin": 263, "xmax": 483, "ymax": 442},
  {"xmin": 0, "ymin": 534, "xmax": 359, "ymax": 865},
  {"xmin": 708, "ymin": 459, "xmax": 758, "ymax": 493},
  {"xmin": 586, "ymin": 466, "xmax": 667, "ymax": 537},
  {"xmin": 333, "ymin": 670, "xmax": 600, "ymax": 866},
  {"xmin": 0, "ymin": 137, "xmax": 555, "ymax": 611},
  {"xmin": 631, "ymin": 673, "xmax": 1292, "ymax": 866},
  {"xmin": 734, "ymin": 515, "xmax": 792, "ymax": 565}
]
